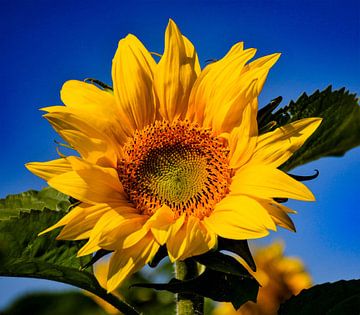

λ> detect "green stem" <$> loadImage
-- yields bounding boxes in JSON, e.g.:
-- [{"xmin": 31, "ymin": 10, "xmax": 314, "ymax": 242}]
[{"xmin": 175, "ymin": 260, "xmax": 204, "ymax": 315}]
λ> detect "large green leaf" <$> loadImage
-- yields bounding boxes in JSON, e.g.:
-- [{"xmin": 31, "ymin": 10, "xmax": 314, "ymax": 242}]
[
  {"xmin": 0, "ymin": 210, "xmax": 88, "ymax": 275},
  {"xmin": 133, "ymin": 267, "xmax": 259, "ymax": 309},
  {"xmin": 0, "ymin": 191, "xmax": 139, "ymax": 315},
  {"xmin": 258, "ymin": 87, "xmax": 360, "ymax": 171},
  {"xmin": 278, "ymin": 279, "xmax": 360, "ymax": 314},
  {"xmin": 0, "ymin": 187, "xmax": 71, "ymax": 220}
]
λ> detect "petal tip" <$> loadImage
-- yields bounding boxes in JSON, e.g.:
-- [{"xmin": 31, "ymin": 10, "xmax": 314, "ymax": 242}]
[
  {"xmin": 303, "ymin": 188, "xmax": 316, "ymax": 202},
  {"xmin": 37, "ymin": 230, "xmax": 47, "ymax": 237},
  {"xmin": 314, "ymin": 117, "xmax": 323, "ymax": 127},
  {"xmin": 269, "ymin": 52, "xmax": 282, "ymax": 64},
  {"xmin": 167, "ymin": 18, "xmax": 181, "ymax": 34}
]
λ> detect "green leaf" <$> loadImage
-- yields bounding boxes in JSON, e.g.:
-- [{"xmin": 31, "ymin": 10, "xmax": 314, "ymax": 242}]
[
  {"xmin": 217, "ymin": 238, "xmax": 256, "ymax": 271},
  {"xmin": 194, "ymin": 251, "xmax": 254, "ymax": 278},
  {"xmin": 257, "ymin": 96, "xmax": 283, "ymax": 133},
  {"xmin": 0, "ymin": 193, "xmax": 139, "ymax": 315},
  {"xmin": 279, "ymin": 279, "xmax": 360, "ymax": 314},
  {"xmin": 133, "ymin": 268, "xmax": 259, "ymax": 310},
  {"xmin": 81, "ymin": 249, "xmax": 112, "ymax": 271},
  {"xmin": 0, "ymin": 210, "xmax": 82, "ymax": 267},
  {"xmin": 0, "ymin": 187, "xmax": 71, "ymax": 220},
  {"xmin": 258, "ymin": 87, "xmax": 360, "ymax": 171},
  {"xmin": 149, "ymin": 245, "xmax": 168, "ymax": 268}
]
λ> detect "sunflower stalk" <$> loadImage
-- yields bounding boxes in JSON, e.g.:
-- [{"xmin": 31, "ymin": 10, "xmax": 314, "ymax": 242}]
[{"xmin": 175, "ymin": 260, "xmax": 204, "ymax": 315}]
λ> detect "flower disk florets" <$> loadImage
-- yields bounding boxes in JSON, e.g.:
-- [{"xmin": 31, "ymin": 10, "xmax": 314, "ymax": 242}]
[{"xmin": 118, "ymin": 120, "xmax": 231, "ymax": 219}]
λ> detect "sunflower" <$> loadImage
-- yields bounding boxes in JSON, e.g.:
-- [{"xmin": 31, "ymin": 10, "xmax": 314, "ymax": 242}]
[
  {"xmin": 212, "ymin": 241, "xmax": 312, "ymax": 315},
  {"xmin": 26, "ymin": 19, "xmax": 321, "ymax": 292}
]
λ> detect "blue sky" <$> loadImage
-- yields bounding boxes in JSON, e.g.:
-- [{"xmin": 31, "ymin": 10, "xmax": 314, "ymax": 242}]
[{"xmin": 0, "ymin": 0, "xmax": 359, "ymax": 309}]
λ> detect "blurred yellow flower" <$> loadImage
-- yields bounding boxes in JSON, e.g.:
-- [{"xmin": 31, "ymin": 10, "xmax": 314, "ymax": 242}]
[
  {"xmin": 27, "ymin": 19, "xmax": 321, "ymax": 292},
  {"xmin": 213, "ymin": 241, "xmax": 312, "ymax": 315}
]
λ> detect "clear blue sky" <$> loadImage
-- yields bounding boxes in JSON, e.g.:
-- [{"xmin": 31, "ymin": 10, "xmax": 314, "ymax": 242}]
[{"xmin": 0, "ymin": 0, "xmax": 359, "ymax": 309}]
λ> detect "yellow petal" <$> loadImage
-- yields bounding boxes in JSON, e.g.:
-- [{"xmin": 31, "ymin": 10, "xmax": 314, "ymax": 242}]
[
  {"xmin": 77, "ymin": 210, "xmax": 133, "ymax": 256},
  {"xmin": 61, "ymin": 80, "xmax": 114, "ymax": 112},
  {"xmin": 163, "ymin": 214, "xmax": 185, "ymax": 261},
  {"xmin": 98, "ymin": 215, "xmax": 147, "ymax": 250},
  {"xmin": 122, "ymin": 224, "xmax": 150, "ymax": 249},
  {"xmin": 238, "ymin": 53, "xmax": 281, "ymax": 96},
  {"xmin": 77, "ymin": 216, "xmax": 113, "ymax": 256},
  {"xmin": 167, "ymin": 216, "xmax": 216, "ymax": 262},
  {"xmin": 187, "ymin": 42, "xmax": 250, "ymax": 125},
  {"xmin": 39, "ymin": 202, "xmax": 127, "ymax": 238},
  {"xmin": 170, "ymin": 213, "xmax": 186, "ymax": 236},
  {"xmin": 58, "ymin": 221, "xmax": 91, "ymax": 240},
  {"xmin": 187, "ymin": 44, "xmax": 278, "ymax": 133},
  {"xmin": 38, "ymin": 204, "xmax": 85, "ymax": 236},
  {"xmin": 26, "ymin": 158, "xmax": 72, "ymax": 181},
  {"xmin": 107, "ymin": 233, "xmax": 159, "ymax": 292},
  {"xmin": 166, "ymin": 221, "xmax": 190, "ymax": 262},
  {"xmin": 258, "ymin": 199, "xmax": 296, "ymax": 232},
  {"xmin": 93, "ymin": 260, "xmax": 110, "ymax": 290},
  {"xmin": 57, "ymin": 203, "xmax": 126, "ymax": 240},
  {"xmin": 148, "ymin": 205, "xmax": 175, "ymax": 245},
  {"xmin": 186, "ymin": 217, "xmax": 217, "ymax": 257},
  {"xmin": 117, "ymin": 205, "xmax": 176, "ymax": 249},
  {"xmin": 60, "ymin": 130, "xmax": 117, "ymax": 168},
  {"xmin": 217, "ymin": 53, "xmax": 281, "ymax": 133},
  {"xmin": 43, "ymin": 107, "xmax": 126, "ymax": 153},
  {"xmin": 154, "ymin": 19, "xmax": 199, "ymax": 122},
  {"xmin": 228, "ymin": 100, "xmax": 258, "ymax": 169},
  {"xmin": 205, "ymin": 64, "xmax": 259, "ymax": 133},
  {"xmin": 42, "ymin": 109, "xmax": 124, "ymax": 159},
  {"xmin": 231, "ymin": 165, "xmax": 315, "ymax": 201},
  {"xmin": 250, "ymin": 118, "xmax": 322, "ymax": 168},
  {"xmin": 112, "ymin": 34, "xmax": 156, "ymax": 134},
  {"xmin": 203, "ymin": 195, "xmax": 276, "ymax": 240},
  {"xmin": 48, "ymin": 157, "xmax": 125, "ymax": 205},
  {"xmin": 69, "ymin": 156, "xmax": 123, "ymax": 190},
  {"xmin": 60, "ymin": 80, "xmax": 129, "ymax": 145},
  {"xmin": 42, "ymin": 107, "xmax": 96, "ymax": 135},
  {"xmin": 183, "ymin": 35, "xmax": 201, "ymax": 76},
  {"xmin": 274, "ymin": 201, "xmax": 297, "ymax": 214}
]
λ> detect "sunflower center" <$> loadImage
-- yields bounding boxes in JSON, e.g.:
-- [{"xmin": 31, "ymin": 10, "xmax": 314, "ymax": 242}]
[
  {"xmin": 140, "ymin": 144, "xmax": 209, "ymax": 205},
  {"xmin": 118, "ymin": 120, "xmax": 230, "ymax": 218}
]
